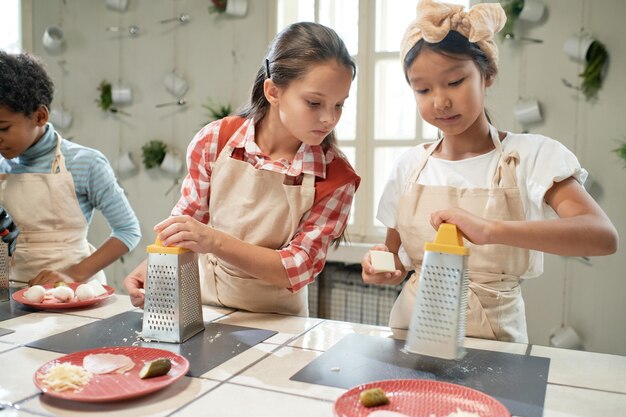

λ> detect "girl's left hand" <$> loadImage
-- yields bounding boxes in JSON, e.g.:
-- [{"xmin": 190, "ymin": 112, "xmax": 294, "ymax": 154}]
[
  {"xmin": 430, "ymin": 208, "xmax": 494, "ymax": 245},
  {"xmin": 155, "ymin": 215, "xmax": 217, "ymax": 253}
]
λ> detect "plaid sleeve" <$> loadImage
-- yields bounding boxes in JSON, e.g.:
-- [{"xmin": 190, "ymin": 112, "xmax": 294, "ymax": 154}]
[
  {"xmin": 278, "ymin": 181, "xmax": 356, "ymax": 292},
  {"xmin": 170, "ymin": 122, "xmax": 221, "ymax": 223}
]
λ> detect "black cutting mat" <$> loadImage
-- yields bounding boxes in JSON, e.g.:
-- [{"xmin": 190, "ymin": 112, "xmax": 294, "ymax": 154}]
[
  {"xmin": 26, "ymin": 311, "xmax": 276, "ymax": 377},
  {"xmin": 0, "ymin": 327, "xmax": 15, "ymax": 337},
  {"xmin": 0, "ymin": 288, "xmax": 37, "ymax": 322},
  {"xmin": 291, "ymin": 333, "xmax": 549, "ymax": 417}
]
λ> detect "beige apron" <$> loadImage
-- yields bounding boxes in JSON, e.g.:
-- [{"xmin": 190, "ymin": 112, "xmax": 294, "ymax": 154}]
[
  {"xmin": 198, "ymin": 140, "xmax": 315, "ymax": 316},
  {"xmin": 391, "ymin": 126, "xmax": 530, "ymax": 342},
  {"xmin": 0, "ymin": 134, "xmax": 105, "ymax": 284}
]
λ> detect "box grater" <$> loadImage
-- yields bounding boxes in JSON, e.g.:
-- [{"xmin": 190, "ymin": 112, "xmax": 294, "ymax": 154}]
[
  {"xmin": 405, "ymin": 223, "xmax": 469, "ymax": 360},
  {"xmin": 0, "ymin": 231, "xmax": 9, "ymax": 301},
  {"xmin": 141, "ymin": 239, "xmax": 205, "ymax": 343}
]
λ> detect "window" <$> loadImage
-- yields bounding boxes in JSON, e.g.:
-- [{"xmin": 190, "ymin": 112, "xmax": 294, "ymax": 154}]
[
  {"xmin": 0, "ymin": 0, "xmax": 22, "ymax": 52},
  {"xmin": 275, "ymin": 0, "xmax": 469, "ymax": 242}
]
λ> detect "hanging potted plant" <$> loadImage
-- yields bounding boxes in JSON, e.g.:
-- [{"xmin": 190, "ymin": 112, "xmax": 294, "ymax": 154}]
[
  {"xmin": 613, "ymin": 141, "xmax": 626, "ymax": 168},
  {"xmin": 141, "ymin": 140, "xmax": 167, "ymax": 169},
  {"xmin": 500, "ymin": 0, "xmax": 545, "ymax": 39},
  {"xmin": 96, "ymin": 80, "xmax": 115, "ymax": 112},
  {"xmin": 208, "ymin": 0, "xmax": 248, "ymax": 17},
  {"xmin": 578, "ymin": 40, "xmax": 609, "ymax": 101},
  {"xmin": 202, "ymin": 98, "xmax": 232, "ymax": 125}
]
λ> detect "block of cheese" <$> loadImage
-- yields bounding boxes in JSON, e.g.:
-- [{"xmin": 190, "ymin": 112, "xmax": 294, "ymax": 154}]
[{"xmin": 370, "ymin": 250, "xmax": 395, "ymax": 273}]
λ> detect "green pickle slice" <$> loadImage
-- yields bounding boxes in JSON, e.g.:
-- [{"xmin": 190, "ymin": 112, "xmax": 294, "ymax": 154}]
[{"xmin": 139, "ymin": 358, "xmax": 172, "ymax": 379}]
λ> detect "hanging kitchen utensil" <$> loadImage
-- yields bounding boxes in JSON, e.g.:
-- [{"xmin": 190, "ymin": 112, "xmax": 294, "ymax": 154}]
[
  {"xmin": 141, "ymin": 239, "xmax": 204, "ymax": 343},
  {"xmin": 0, "ymin": 230, "xmax": 10, "ymax": 301},
  {"xmin": 404, "ymin": 223, "xmax": 469, "ymax": 360}
]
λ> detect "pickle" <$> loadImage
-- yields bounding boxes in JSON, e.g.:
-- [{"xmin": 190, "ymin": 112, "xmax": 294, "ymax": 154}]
[
  {"xmin": 359, "ymin": 387, "xmax": 389, "ymax": 407},
  {"xmin": 139, "ymin": 358, "xmax": 171, "ymax": 379}
]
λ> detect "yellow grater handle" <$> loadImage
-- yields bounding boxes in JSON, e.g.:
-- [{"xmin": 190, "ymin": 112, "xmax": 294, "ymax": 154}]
[
  {"xmin": 146, "ymin": 238, "xmax": 190, "ymax": 255},
  {"xmin": 423, "ymin": 223, "xmax": 469, "ymax": 256}
]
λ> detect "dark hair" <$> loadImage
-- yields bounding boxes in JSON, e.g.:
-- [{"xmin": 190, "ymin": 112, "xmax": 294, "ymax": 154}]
[
  {"xmin": 403, "ymin": 30, "xmax": 496, "ymax": 84},
  {"xmin": 239, "ymin": 22, "xmax": 356, "ymax": 152},
  {"xmin": 0, "ymin": 51, "xmax": 54, "ymax": 116},
  {"xmin": 403, "ymin": 30, "xmax": 496, "ymax": 126}
]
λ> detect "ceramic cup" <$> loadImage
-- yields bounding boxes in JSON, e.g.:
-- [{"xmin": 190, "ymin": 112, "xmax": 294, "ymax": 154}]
[
  {"xmin": 111, "ymin": 85, "xmax": 133, "ymax": 105},
  {"xmin": 49, "ymin": 108, "xmax": 73, "ymax": 131},
  {"xmin": 518, "ymin": 0, "xmax": 545, "ymax": 22},
  {"xmin": 563, "ymin": 34, "xmax": 595, "ymax": 63},
  {"xmin": 160, "ymin": 152, "xmax": 183, "ymax": 174},
  {"xmin": 514, "ymin": 99, "xmax": 543, "ymax": 125},
  {"xmin": 117, "ymin": 151, "xmax": 137, "ymax": 174},
  {"xmin": 549, "ymin": 326, "xmax": 583, "ymax": 350},
  {"xmin": 226, "ymin": 0, "xmax": 248, "ymax": 17},
  {"xmin": 106, "ymin": 0, "xmax": 129, "ymax": 12},
  {"xmin": 42, "ymin": 26, "xmax": 65, "ymax": 53},
  {"xmin": 163, "ymin": 72, "xmax": 189, "ymax": 98}
]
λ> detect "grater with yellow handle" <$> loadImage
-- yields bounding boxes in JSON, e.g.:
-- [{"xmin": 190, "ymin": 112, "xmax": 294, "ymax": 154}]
[
  {"xmin": 405, "ymin": 223, "xmax": 470, "ymax": 360},
  {"xmin": 142, "ymin": 239, "xmax": 204, "ymax": 343},
  {"xmin": 0, "ymin": 230, "xmax": 10, "ymax": 301}
]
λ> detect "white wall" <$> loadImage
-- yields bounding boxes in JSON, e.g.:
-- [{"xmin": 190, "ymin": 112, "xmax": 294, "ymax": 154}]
[{"xmin": 25, "ymin": 0, "xmax": 626, "ymax": 355}]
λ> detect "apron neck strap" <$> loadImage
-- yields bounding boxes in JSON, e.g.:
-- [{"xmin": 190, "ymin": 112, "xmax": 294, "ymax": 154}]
[{"xmin": 50, "ymin": 133, "xmax": 68, "ymax": 174}]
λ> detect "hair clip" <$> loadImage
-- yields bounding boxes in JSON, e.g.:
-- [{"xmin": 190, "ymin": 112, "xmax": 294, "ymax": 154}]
[{"xmin": 265, "ymin": 59, "xmax": 271, "ymax": 79}]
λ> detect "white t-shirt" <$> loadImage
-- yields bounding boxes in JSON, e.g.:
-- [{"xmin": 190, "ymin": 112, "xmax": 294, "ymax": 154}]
[{"xmin": 377, "ymin": 132, "xmax": 588, "ymax": 278}]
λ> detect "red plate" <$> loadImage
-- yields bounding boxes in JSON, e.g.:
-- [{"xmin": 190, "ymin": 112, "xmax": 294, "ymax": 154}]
[
  {"xmin": 12, "ymin": 283, "xmax": 115, "ymax": 309},
  {"xmin": 334, "ymin": 379, "xmax": 510, "ymax": 417},
  {"xmin": 33, "ymin": 346, "xmax": 189, "ymax": 402}
]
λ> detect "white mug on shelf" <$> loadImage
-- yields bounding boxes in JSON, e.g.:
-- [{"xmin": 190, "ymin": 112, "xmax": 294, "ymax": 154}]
[
  {"xmin": 226, "ymin": 0, "xmax": 248, "ymax": 17},
  {"xmin": 50, "ymin": 108, "xmax": 73, "ymax": 131},
  {"xmin": 514, "ymin": 99, "xmax": 543, "ymax": 126},
  {"xmin": 518, "ymin": 0, "xmax": 545, "ymax": 22},
  {"xmin": 117, "ymin": 151, "xmax": 137, "ymax": 174},
  {"xmin": 42, "ymin": 26, "xmax": 65, "ymax": 53},
  {"xmin": 160, "ymin": 152, "xmax": 183, "ymax": 174},
  {"xmin": 163, "ymin": 72, "xmax": 189, "ymax": 98},
  {"xmin": 111, "ymin": 85, "xmax": 133, "ymax": 105},
  {"xmin": 106, "ymin": 0, "xmax": 129, "ymax": 12},
  {"xmin": 563, "ymin": 34, "xmax": 595, "ymax": 63}
]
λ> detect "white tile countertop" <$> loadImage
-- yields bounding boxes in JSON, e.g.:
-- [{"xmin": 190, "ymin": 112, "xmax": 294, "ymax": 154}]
[{"xmin": 1, "ymin": 293, "xmax": 625, "ymax": 417}]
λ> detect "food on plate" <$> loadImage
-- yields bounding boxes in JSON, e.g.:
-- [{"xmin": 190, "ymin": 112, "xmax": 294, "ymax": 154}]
[
  {"xmin": 37, "ymin": 362, "xmax": 92, "ymax": 392},
  {"xmin": 359, "ymin": 387, "xmax": 390, "ymax": 407},
  {"xmin": 23, "ymin": 285, "xmax": 46, "ymax": 303},
  {"xmin": 83, "ymin": 353, "xmax": 135, "ymax": 374},
  {"xmin": 445, "ymin": 409, "xmax": 480, "ymax": 417},
  {"xmin": 75, "ymin": 284, "xmax": 96, "ymax": 301},
  {"xmin": 54, "ymin": 281, "xmax": 68, "ymax": 287},
  {"xmin": 87, "ymin": 280, "xmax": 108, "ymax": 297},
  {"xmin": 51, "ymin": 285, "xmax": 75, "ymax": 302},
  {"xmin": 370, "ymin": 250, "xmax": 396, "ymax": 273},
  {"xmin": 368, "ymin": 411, "xmax": 410, "ymax": 417},
  {"xmin": 139, "ymin": 358, "xmax": 172, "ymax": 379}
]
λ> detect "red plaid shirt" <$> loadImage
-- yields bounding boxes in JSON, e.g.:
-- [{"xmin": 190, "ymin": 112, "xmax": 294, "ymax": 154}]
[{"xmin": 172, "ymin": 118, "xmax": 357, "ymax": 292}]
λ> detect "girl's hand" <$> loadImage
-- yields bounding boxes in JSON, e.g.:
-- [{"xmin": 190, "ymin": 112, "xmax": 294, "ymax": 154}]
[
  {"xmin": 430, "ymin": 208, "xmax": 495, "ymax": 245},
  {"xmin": 155, "ymin": 215, "xmax": 217, "ymax": 253},
  {"xmin": 361, "ymin": 244, "xmax": 403, "ymax": 285},
  {"xmin": 123, "ymin": 260, "xmax": 147, "ymax": 308},
  {"xmin": 29, "ymin": 269, "xmax": 74, "ymax": 287}
]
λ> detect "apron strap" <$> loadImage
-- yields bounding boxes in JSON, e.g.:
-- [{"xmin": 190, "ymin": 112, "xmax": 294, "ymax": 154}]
[{"xmin": 50, "ymin": 133, "xmax": 68, "ymax": 174}]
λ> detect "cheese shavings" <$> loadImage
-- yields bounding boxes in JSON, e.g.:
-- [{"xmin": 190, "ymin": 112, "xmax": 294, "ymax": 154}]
[
  {"xmin": 38, "ymin": 363, "xmax": 92, "ymax": 392},
  {"xmin": 445, "ymin": 409, "xmax": 480, "ymax": 417}
]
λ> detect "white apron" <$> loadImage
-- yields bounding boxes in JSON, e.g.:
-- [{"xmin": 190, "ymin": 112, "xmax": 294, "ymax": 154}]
[
  {"xmin": 198, "ymin": 140, "xmax": 315, "ymax": 316},
  {"xmin": 391, "ymin": 126, "xmax": 530, "ymax": 342},
  {"xmin": 0, "ymin": 134, "xmax": 105, "ymax": 284}
]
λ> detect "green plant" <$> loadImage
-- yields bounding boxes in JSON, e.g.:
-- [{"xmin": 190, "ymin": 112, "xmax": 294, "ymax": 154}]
[
  {"xmin": 208, "ymin": 0, "xmax": 226, "ymax": 14},
  {"xmin": 202, "ymin": 98, "xmax": 232, "ymax": 125},
  {"xmin": 500, "ymin": 0, "xmax": 525, "ymax": 38},
  {"xmin": 96, "ymin": 80, "xmax": 113, "ymax": 112},
  {"xmin": 579, "ymin": 40, "xmax": 608, "ymax": 101},
  {"xmin": 141, "ymin": 140, "xmax": 167, "ymax": 169},
  {"xmin": 613, "ymin": 141, "xmax": 626, "ymax": 168}
]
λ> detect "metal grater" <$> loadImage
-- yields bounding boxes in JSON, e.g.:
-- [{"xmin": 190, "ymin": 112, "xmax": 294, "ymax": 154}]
[
  {"xmin": 0, "ymin": 240, "xmax": 8, "ymax": 301},
  {"xmin": 405, "ymin": 223, "xmax": 469, "ymax": 360},
  {"xmin": 141, "ymin": 239, "xmax": 205, "ymax": 343}
]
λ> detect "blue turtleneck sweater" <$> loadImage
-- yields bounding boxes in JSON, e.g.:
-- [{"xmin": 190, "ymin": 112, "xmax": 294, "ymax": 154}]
[{"xmin": 0, "ymin": 124, "xmax": 140, "ymax": 251}]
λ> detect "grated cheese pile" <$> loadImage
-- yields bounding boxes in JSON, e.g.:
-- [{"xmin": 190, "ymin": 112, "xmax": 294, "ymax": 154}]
[{"xmin": 38, "ymin": 363, "xmax": 92, "ymax": 392}]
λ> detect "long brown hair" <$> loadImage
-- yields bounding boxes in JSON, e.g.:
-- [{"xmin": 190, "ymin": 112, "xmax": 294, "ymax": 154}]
[{"xmin": 239, "ymin": 22, "xmax": 356, "ymax": 155}]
